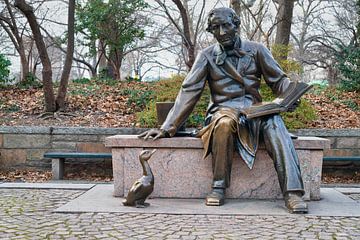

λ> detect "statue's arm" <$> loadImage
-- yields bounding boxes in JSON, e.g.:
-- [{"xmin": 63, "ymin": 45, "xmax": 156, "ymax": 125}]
[
  {"xmin": 139, "ymin": 52, "xmax": 208, "ymax": 140},
  {"xmin": 256, "ymin": 44, "xmax": 291, "ymax": 96},
  {"xmin": 160, "ymin": 52, "xmax": 208, "ymax": 137},
  {"xmin": 256, "ymin": 44, "xmax": 300, "ymax": 111}
]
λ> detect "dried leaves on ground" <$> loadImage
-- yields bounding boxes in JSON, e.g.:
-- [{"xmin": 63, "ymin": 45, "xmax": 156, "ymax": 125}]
[
  {"xmin": 0, "ymin": 82, "xmax": 359, "ymax": 129},
  {"xmin": 0, "ymin": 169, "xmax": 358, "ymax": 184},
  {"xmin": 0, "ymin": 169, "xmax": 113, "ymax": 183}
]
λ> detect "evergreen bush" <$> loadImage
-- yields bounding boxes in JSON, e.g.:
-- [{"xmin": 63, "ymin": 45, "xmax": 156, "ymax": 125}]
[{"xmin": 0, "ymin": 54, "xmax": 12, "ymax": 86}]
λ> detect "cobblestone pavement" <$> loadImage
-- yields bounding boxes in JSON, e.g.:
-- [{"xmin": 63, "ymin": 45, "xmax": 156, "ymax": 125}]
[{"xmin": 0, "ymin": 189, "xmax": 360, "ymax": 240}]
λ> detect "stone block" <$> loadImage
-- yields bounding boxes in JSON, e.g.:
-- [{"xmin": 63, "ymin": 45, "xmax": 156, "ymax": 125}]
[
  {"xmin": 324, "ymin": 149, "xmax": 354, "ymax": 157},
  {"xmin": 107, "ymin": 135, "xmax": 329, "ymax": 200},
  {"xmin": 0, "ymin": 149, "xmax": 27, "ymax": 168},
  {"xmin": 52, "ymin": 141, "xmax": 77, "ymax": 150},
  {"xmin": 112, "ymin": 148, "xmax": 138, "ymax": 197},
  {"xmin": 76, "ymin": 143, "xmax": 111, "ymax": 153},
  {"xmin": 3, "ymin": 134, "xmax": 51, "ymax": 149},
  {"xmin": 0, "ymin": 134, "xmax": 3, "ymax": 147},
  {"xmin": 336, "ymin": 137, "xmax": 359, "ymax": 148},
  {"xmin": 27, "ymin": 149, "xmax": 48, "ymax": 161},
  {"xmin": 52, "ymin": 135, "xmax": 99, "ymax": 142}
]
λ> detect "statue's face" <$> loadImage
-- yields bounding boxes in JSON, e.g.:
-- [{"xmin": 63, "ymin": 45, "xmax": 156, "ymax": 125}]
[{"xmin": 208, "ymin": 14, "xmax": 237, "ymax": 49}]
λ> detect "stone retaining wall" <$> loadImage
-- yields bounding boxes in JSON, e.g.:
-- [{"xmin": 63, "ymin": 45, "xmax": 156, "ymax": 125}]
[
  {"xmin": 0, "ymin": 126, "xmax": 144, "ymax": 169},
  {"xmin": 0, "ymin": 126, "xmax": 359, "ymax": 170},
  {"xmin": 293, "ymin": 129, "xmax": 360, "ymax": 172}
]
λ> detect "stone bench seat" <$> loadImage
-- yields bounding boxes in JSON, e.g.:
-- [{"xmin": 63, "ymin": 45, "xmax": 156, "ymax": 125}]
[{"xmin": 105, "ymin": 135, "xmax": 330, "ymax": 201}]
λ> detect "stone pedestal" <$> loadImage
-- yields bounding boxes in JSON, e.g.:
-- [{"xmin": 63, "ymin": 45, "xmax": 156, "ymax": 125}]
[{"xmin": 105, "ymin": 135, "xmax": 329, "ymax": 200}]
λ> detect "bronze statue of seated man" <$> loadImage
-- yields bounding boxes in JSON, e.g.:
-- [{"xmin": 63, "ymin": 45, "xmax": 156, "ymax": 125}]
[{"xmin": 139, "ymin": 7, "xmax": 307, "ymax": 214}]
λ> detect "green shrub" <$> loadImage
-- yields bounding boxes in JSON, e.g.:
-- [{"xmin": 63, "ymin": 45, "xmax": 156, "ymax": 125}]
[
  {"xmin": 341, "ymin": 99, "xmax": 359, "ymax": 111},
  {"xmin": 136, "ymin": 75, "xmax": 210, "ymax": 128},
  {"xmin": 259, "ymin": 82, "xmax": 317, "ymax": 130},
  {"xmin": 120, "ymin": 88, "xmax": 154, "ymax": 109},
  {"xmin": 73, "ymin": 77, "xmax": 91, "ymax": 84},
  {"xmin": 0, "ymin": 54, "xmax": 12, "ymax": 86},
  {"xmin": 271, "ymin": 44, "xmax": 302, "ymax": 74},
  {"xmin": 17, "ymin": 73, "xmax": 42, "ymax": 89},
  {"xmin": 2, "ymin": 103, "xmax": 20, "ymax": 113},
  {"xmin": 336, "ymin": 44, "xmax": 360, "ymax": 92}
]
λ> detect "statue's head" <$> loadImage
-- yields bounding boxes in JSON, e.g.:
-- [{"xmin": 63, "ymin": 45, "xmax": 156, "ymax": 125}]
[{"xmin": 206, "ymin": 7, "xmax": 240, "ymax": 49}]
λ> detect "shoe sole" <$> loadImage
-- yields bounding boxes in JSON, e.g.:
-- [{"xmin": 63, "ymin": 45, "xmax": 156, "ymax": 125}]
[
  {"xmin": 206, "ymin": 199, "xmax": 224, "ymax": 206},
  {"xmin": 288, "ymin": 208, "xmax": 308, "ymax": 214}
]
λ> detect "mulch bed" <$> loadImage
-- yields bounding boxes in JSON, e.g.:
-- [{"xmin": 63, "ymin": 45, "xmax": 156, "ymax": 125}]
[{"xmin": 1, "ymin": 169, "xmax": 358, "ymax": 184}]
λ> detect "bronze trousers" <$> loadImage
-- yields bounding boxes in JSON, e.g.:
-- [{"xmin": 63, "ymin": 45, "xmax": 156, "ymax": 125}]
[{"xmin": 211, "ymin": 114, "xmax": 305, "ymax": 195}]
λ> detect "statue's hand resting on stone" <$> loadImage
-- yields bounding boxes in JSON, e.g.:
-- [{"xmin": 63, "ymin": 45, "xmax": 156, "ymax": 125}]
[{"xmin": 138, "ymin": 129, "xmax": 168, "ymax": 140}]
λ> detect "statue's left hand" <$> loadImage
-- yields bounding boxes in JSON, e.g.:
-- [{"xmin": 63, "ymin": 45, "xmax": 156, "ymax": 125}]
[
  {"xmin": 138, "ymin": 129, "xmax": 167, "ymax": 141},
  {"xmin": 288, "ymin": 99, "xmax": 301, "ymax": 112}
]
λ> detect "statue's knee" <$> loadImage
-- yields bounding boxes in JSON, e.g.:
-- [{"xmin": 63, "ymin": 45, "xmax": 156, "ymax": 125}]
[
  {"xmin": 214, "ymin": 117, "xmax": 236, "ymax": 134},
  {"xmin": 264, "ymin": 115, "xmax": 285, "ymax": 130}
]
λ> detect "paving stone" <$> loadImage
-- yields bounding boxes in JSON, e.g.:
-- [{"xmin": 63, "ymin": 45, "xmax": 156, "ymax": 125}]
[{"xmin": 0, "ymin": 189, "xmax": 360, "ymax": 239}]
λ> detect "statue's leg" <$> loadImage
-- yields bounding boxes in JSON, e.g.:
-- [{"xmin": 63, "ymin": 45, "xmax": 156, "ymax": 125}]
[
  {"xmin": 261, "ymin": 115, "xmax": 307, "ymax": 213},
  {"xmin": 206, "ymin": 116, "xmax": 236, "ymax": 206}
]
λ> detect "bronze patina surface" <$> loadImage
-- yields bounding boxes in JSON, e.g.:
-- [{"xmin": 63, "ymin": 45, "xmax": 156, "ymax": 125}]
[
  {"xmin": 122, "ymin": 149, "xmax": 156, "ymax": 208},
  {"xmin": 139, "ymin": 7, "xmax": 307, "ymax": 213}
]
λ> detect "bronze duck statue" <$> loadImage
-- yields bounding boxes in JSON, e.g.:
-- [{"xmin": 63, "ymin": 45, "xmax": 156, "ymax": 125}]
[{"xmin": 123, "ymin": 149, "xmax": 156, "ymax": 208}]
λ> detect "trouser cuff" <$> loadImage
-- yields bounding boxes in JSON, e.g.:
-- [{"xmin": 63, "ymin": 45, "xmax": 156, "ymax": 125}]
[{"xmin": 212, "ymin": 180, "xmax": 226, "ymax": 189}]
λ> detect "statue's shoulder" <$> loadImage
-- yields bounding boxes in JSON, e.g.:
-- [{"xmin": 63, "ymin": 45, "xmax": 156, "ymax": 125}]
[
  {"xmin": 241, "ymin": 40, "xmax": 267, "ymax": 54},
  {"xmin": 200, "ymin": 44, "xmax": 217, "ymax": 57}
]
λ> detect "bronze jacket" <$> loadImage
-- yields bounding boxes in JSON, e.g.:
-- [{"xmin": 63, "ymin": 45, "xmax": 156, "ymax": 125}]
[{"xmin": 161, "ymin": 36, "xmax": 291, "ymax": 167}]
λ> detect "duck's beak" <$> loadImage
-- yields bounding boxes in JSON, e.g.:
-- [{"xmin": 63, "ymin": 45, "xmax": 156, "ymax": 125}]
[{"xmin": 150, "ymin": 149, "xmax": 157, "ymax": 156}]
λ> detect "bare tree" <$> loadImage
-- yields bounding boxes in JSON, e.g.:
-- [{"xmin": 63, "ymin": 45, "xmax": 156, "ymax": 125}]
[
  {"xmin": 154, "ymin": 0, "xmax": 207, "ymax": 70},
  {"xmin": 274, "ymin": 0, "xmax": 297, "ymax": 59},
  {"xmin": 291, "ymin": 0, "xmax": 358, "ymax": 84},
  {"xmin": 55, "ymin": 0, "xmax": 74, "ymax": 110},
  {"xmin": 0, "ymin": 0, "xmax": 30, "ymax": 82},
  {"xmin": 15, "ymin": 0, "xmax": 75, "ymax": 113},
  {"xmin": 15, "ymin": 0, "xmax": 55, "ymax": 112}
]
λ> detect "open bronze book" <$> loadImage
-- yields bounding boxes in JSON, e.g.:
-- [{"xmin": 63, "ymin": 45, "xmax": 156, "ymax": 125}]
[{"xmin": 240, "ymin": 82, "xmax": 312, "ymax": 119}]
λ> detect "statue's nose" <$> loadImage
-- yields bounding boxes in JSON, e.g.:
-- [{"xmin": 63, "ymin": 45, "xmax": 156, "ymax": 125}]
[{"xmin": 219, "ymin": 25, "xmax": 226, "ymax": 35}]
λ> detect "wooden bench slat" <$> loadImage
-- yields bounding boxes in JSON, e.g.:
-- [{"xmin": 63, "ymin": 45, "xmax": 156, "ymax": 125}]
[
  {"xmin": 44, "ymin": 152, "xmax": 112, "ymax": 159},
  {"xmin": 323, "ymin": 156, "xmax": 360, "ymax": 161}
]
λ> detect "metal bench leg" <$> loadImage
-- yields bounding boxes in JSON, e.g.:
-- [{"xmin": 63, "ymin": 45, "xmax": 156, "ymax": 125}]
[{"xmin": 52, "ymin": 158, "xmax": 65, "ymax": 180}]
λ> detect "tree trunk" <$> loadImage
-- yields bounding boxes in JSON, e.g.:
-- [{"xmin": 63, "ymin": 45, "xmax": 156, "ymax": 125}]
[
  {"xmin": 19, "ymin": 50, "xmax": 30, "ymax": 82},
  {"xmin": 274, "ymin": 0, "xmax": 296, "ymax": 59},
  {"xmin": 171, "ymin": 0, "xmax": 195, "ymax": 70},
  {"xmin": 230, "ymin": 0, "xmax": 241, "ymax": 16},
  {"xmin": 56, "ymin": 0, "xmax": 75, "ymax": 111},
  {"xmin": 15, "ymin": 0, "xmax": 55, "ymax": 112}
]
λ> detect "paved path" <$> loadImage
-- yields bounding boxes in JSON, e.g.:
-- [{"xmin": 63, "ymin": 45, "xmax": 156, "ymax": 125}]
[{"xmin": 0, "ymin": 189, "xmax": 360, "ymax": 239}]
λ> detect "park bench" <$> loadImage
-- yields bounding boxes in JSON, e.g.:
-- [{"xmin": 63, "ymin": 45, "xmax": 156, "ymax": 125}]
[{"xmin": 44, "ymin": 152, "xmax": 112, "ymax": 180}]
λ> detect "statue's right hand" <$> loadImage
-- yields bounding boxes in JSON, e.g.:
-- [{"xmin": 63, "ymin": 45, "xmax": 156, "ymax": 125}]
[{"xmin": 138, "ymin": 129, "xmax": 167, "ymax": 141}]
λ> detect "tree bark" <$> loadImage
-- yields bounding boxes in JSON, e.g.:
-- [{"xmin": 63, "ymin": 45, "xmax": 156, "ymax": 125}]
[
  {"xmin": 230, "ymin": 0, "xmax": 242, "ymax": 16},
  {"xmin": 171, "ymin": 0, "xmax": 195, "ymax": 70},
  {"xmin": 19, "ymin": 46, "xmax": 30, "ymax": 81},
  {"xmin": 274, "ymin": 0, "xmax": 296, "ymax": 59},
  {"xmin": 1, "ymin": 0, "xmax": 30, "ymax": 82},
  {"xmin": 14, "ymin": 0, "xmax": 55, "ymax": 112},
  {"xmin": 56, "ymin": 0, "xmax": 75, "ymax": 110}
]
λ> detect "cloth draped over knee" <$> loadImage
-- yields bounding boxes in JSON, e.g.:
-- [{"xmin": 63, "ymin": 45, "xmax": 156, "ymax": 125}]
[{"xmin": 196, "ymin": 107, "xmax": 261, "ymax": 169}]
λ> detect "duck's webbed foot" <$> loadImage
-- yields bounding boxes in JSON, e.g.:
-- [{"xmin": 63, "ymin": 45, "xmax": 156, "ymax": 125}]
[{"xmin": 135, "ymin": 200, "xmax": 150, "ymax": 208}]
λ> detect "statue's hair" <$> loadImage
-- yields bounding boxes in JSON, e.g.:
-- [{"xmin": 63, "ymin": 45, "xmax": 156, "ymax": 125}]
[{"xmin": 206, "ymin": 7, "xmax": 240, "ymax": 32}]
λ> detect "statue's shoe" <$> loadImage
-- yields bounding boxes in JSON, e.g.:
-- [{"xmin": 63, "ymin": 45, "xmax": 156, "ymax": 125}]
[
  {"xmin": 205, "ymin": 189, "xmax": 225, "ymax": 206},
  {"xmin": 285, "ymin": 192, "xmax": 308, "ymax": 214}
]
